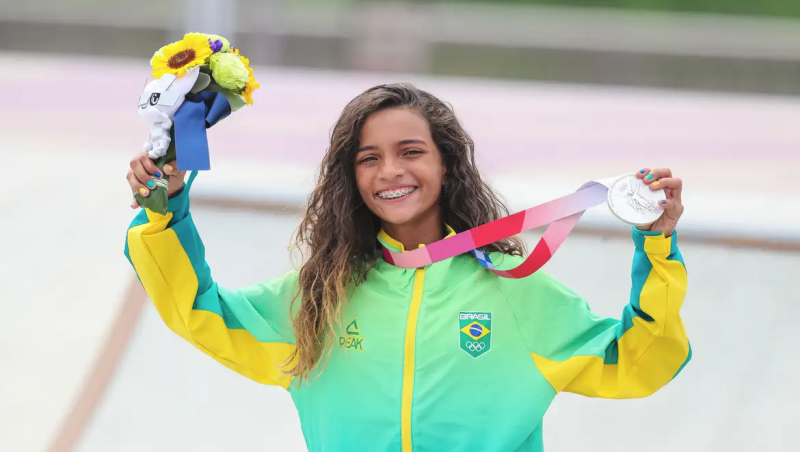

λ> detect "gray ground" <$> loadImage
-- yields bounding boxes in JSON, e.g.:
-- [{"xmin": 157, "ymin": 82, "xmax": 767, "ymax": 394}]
[{"xmin": 77, "ymin": 207, "xmax": 800, "ymax": 452}]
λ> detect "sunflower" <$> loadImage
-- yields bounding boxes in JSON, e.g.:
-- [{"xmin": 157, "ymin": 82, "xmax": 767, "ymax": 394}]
[
  {"xmin": 242, "ymin": 77, "xmax": 260, "ymax": 105},
  {"xmin": 151, "ymin": 33, "xmax": 213, "ymax": 79},
  {"xmin": 238, "ymin": 54, "xmax": 252, "ymax": 73},
  {"xmin": 237, "ymin": 54, "xmax": 260, "ymax": 105}
]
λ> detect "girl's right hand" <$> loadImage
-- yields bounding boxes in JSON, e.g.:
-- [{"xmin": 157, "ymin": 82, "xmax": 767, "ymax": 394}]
[{"xmin": 127, "ymin": 152, "xmax": 187, "ymax": 208}]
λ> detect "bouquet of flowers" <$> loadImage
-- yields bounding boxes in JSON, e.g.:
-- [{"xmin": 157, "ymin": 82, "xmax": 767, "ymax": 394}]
[{"xmin": 134, "ymin": 32, "xmax": 259, "ymax": 214}]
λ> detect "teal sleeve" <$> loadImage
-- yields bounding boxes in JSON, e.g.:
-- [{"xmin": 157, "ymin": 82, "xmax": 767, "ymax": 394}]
[
  {"xmin": 505, "ymin": 228, "xmax": 691, "ymax": 399},
  {"xmin": 124, "ymin": 173, "xmax": 299, "ymax": 387}
]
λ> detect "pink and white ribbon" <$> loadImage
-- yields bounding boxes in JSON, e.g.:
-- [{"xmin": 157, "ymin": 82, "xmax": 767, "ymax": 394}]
[{"xmin": 381, "ymin": 178, "xmax": 619, "ymax": 279}]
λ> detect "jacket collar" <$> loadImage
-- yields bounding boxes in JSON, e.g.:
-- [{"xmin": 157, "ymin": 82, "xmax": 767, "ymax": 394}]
[
  {"xmin": 374, "ymin": 224, "xmax": 478, "ymax": 292},
  {"xmin": 376, "ymin": 224, "xmax": 457, "ymax": 252}
]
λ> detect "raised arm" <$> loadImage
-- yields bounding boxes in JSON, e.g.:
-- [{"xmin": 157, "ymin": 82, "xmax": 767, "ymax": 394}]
[
  {"xmin": 510, "ymin": 227, "xmax": 690, "ymax": 399},
  {"xmin": 124, "ymin": 171, "xmax": 298, "ymax": 388}
]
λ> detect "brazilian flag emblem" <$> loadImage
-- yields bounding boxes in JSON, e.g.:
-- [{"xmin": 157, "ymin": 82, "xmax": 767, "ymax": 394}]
[{"xmin": 459, "ymin": 311, "xmax": 492, "ymax": 358}]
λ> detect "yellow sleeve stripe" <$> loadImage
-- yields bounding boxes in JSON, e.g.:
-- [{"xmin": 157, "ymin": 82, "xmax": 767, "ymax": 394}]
[
  {"xmin": 532, "ymin": 234, "xmax": 689, "ymax": 399},
  {"xmin": 127, "ymin": 210, "xmax": 296, "ymax": 388},
  {"xmin": 531, "ymin": 314, "xmax": 689, "ymax": 398}
]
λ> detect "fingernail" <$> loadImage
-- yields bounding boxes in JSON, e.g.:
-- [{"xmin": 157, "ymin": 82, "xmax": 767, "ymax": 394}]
[
  {"xmin": 146, "ymin": 180, "xmax": 155, "ymax": 189},
  {"xmin": 646, "ymin": 174, "xmax": 654, "ymax": 180},
  {"xmin": 661, "ymin": 200, "xmax": 667, "ymax": 205},
  {"xmin": 652, "ymin": 181, "xmax": 660, "ymax": 187},
  {"xmin": 639, "ymin": 169, "xmax": 645, "ymax": 174},
  {"xmin": 154, "ymin": 171, "xmax": 162, "ymax": 178},
  {"xmin": 164, "ymin": 164, "xmax": 173, "ymax": 172},
  {"xmin": 138, "ymin": 187, "xmax": 148, "ymax": 195}
]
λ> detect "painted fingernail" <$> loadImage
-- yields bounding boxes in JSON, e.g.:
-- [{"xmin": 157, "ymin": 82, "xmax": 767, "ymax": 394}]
[
  {"xmin": 138, "ymin": 187, "xmax": 148, "ymax": 195},
  {"xmin": 652, "ymin": 181, "xmax": 660, "ymax": 187},
  {"xmin": 661, "ymin": 200, "xmax": 667, "ymax": 205},
  {"xmin": 164, "ymin": 164, "xmax": 174, "ymax": 172},
  {"xmin": 146, "ymin": 180, "xmax": 155, "ymax": 189},
  {"xmin": 154, "ymin": 171, "xmax": 162, "ymax": 178},
  {"xmin": 639, "ymin": 169, "xmax": 645, "ymax": 174},
  {"xmin": 646, "ymin": 174, "xmax": 654, "ymax": 180}
]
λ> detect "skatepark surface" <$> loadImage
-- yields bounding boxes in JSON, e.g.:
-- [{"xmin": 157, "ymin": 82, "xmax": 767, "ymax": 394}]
[{"xmin": 1, "ymin": 52, "xmax": 798, "ymax": 452}]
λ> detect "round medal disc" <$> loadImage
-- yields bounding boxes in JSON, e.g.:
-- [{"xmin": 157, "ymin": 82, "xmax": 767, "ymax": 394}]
[{"xmin": 606, "ymin": 174, "xmax": 666, "ymax": 226}]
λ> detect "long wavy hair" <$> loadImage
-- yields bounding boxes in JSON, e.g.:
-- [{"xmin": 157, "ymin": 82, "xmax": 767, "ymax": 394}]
[{"xmin": 285, "ymin": 83, "xmax": 525, "ymax": 383}]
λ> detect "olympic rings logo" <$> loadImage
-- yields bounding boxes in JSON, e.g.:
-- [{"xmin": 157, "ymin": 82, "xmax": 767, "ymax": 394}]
[{"xmin": 465, "ymin": 341, "xmax": 486, "ymax": 352}]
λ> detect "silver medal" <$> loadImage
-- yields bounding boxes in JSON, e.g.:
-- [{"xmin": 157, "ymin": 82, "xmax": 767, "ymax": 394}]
[{"xmin": 606, "ymin": 174, "xmax": 665, "ymax": 226}]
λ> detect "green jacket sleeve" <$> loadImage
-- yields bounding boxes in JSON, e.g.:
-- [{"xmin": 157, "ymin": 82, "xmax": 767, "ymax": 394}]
[
  {"xmin": 506, "ymin": 227, "xmax": 690, "ymax": 399},
  {"xmin": 124, "ymin": 175, "xmax": 298, "ymax": 388}
]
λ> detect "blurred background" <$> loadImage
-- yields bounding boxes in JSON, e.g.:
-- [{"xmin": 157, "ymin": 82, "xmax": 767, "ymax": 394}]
[{"xmin": 1, "ymin": 0, "xmax": 798, "ymax": 451}]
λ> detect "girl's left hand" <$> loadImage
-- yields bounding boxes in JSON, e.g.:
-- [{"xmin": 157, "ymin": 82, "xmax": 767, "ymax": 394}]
[{"xmin": 636, "ymin": 168, "xmax": 684, "ymax": 237}]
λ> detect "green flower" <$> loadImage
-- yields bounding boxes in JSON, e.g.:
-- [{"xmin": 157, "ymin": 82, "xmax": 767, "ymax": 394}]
[
  {"xmin": 206, "ymin": 34, "xmax": 231, "ymax": 52},
  {"xmin": 190, "ymin": 32, "xmax": 231, "ymax": 52},
  {"xmin": 209, "ymin": 53, "xmax": 248, "ymax": 90}
]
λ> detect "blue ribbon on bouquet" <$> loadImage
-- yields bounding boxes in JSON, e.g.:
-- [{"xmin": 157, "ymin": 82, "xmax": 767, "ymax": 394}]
[{"xmin": 172, "ymin": 91, "xmax": 232, "ymax": 171}]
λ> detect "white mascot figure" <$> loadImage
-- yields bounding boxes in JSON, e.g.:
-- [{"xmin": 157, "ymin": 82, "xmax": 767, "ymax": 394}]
[{"xmin": 137, "ymin": 67, "xmax": 201, "ymax": 160}]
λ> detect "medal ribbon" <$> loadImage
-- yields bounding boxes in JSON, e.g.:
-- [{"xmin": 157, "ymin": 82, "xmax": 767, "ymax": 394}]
[{"xmin": 381, "ymin": 178, "xmax": 618, "ymax": 279}]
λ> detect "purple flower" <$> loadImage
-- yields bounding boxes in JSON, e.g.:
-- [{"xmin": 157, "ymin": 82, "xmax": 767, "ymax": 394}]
[{"xmin": 209, "ymin": 39, "xmax": 223, "ymax": 53}]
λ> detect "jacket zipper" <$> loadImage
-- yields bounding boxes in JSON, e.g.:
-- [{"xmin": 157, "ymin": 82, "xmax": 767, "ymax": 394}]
[{"xmin": 400, "ymin": 266, "xmax": 426, "ymax": 452}]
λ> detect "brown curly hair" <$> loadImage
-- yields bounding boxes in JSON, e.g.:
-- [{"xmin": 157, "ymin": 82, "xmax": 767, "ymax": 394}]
[{"xmin": 285, "ymin": 83, "xmax": 525, "ymax": 384}]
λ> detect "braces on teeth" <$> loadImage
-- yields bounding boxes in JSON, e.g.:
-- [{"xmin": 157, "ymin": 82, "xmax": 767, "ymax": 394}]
[{"xmin": 379, "ymin": 188, "xmax": 415, "ymax": 199}]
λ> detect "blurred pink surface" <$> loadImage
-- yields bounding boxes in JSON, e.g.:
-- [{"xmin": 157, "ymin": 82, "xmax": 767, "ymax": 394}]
[{"xmin": 4, "ymin": 53, "xmax": 796, "ymax": 190}]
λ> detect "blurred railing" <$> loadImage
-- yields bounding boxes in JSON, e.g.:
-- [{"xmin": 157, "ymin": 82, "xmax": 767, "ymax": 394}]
[
  {"xmin": 440, "ymin": 0, "xmax": 800, "ymax": 18},
  {"xmin": 2, "ymin": 0, "xmax": 800, "ymax": 94}
]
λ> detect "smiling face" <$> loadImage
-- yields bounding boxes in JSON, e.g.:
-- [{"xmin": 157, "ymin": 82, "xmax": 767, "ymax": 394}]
[{"xmin": 354, "ymin": 107, "xmax": 446, "ymax": 241}]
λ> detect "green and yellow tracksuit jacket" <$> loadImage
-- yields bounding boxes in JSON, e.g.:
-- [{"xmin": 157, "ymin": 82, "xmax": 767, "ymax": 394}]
[{"xmin": 124, "ymin": 178, "xmax": 691, "ymax": 452}]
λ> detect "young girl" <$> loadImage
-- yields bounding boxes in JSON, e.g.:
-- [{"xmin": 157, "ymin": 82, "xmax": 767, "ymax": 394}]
[{"xmin": 125, "ymin": 83, "xmax": 690, "ymax": 452}]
